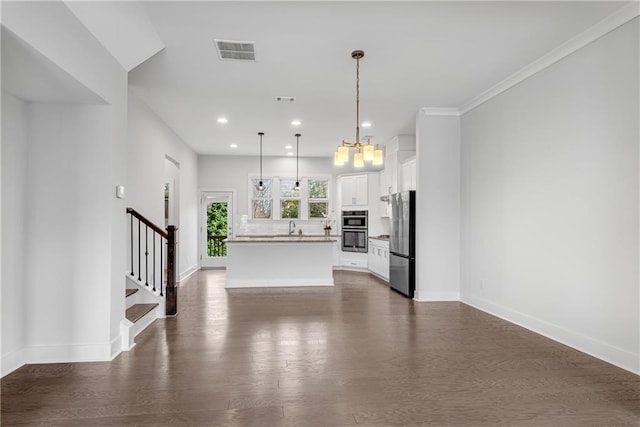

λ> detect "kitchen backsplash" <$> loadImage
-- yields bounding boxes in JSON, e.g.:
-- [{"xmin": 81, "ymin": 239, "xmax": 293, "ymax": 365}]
[{"xmin": 236, "ymin": 215, "xmax": 328, "ymax": 235}]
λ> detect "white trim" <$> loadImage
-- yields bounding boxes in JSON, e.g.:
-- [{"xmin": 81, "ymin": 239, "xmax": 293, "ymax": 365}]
[
  {"xmin": 462, "ymin": 294, "xmax": 640, "ymax": 375},
  {"xmin": 419, "ymin": 107, "xmax": 461, "ymax": 117},
  {"xmin": 333, "ymin": 266, "xmax": 369, "ymax": 273},
  {"xmin": 120, "ymin": 319, "xmax": 135, "ymax": 351},
  {"xmin": 179, "ymin": 264, "xmax": 199, "ymax": 281},
  {"xmin": 21, "ymin": 343, "xmax": 112, "ymax": 365},
  {"xmin": 459, "ymin": 2, "xmax": 640, "ymax": 115},
  {"xmin": 110, "ymin": 335, "xmax": 122, "ymax": 360},
  {"xmin": 1, "ymin": 349, "xmax": 25, "ymax": 377},
  {"xmin": 225, "ymin": 278, "xmax": 334, "ymax": 288},
  {"xmin": 413, "ymin": 291, "xmax": 460, "ymax": 302}
]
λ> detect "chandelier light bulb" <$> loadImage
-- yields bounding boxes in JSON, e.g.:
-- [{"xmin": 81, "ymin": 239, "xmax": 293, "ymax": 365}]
[
  {"xmin": 373, "ymin": 146, "xmax": 384, "ymax": 165},
  {"xmin": 354, "ymin": 151, "xmax": 364, "ymax": 168},
  {"xmin": 363, "ymin": 143, "xmax": 374, "ymax": 162}
]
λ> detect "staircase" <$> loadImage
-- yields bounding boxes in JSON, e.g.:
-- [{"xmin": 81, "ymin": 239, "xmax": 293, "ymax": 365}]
[{"xmin": 121, "ymin": 207, "xmax": 178, "ymax": 351}]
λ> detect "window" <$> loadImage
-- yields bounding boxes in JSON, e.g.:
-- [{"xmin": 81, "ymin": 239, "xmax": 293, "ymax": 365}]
[
  {"xmin": 308, "ymin": 178, "xmax": 329, "ymax": 218},
  {"xmin": 280, "ymin": 179, "xmax": 300, "ymax": 219},
  {"xmin": 251, "ymin": 178, "xmax": 272, "ymax": 219},
  {"xmin": 249, "ymin": 175, "xmax": 331, "ymax": 220}
]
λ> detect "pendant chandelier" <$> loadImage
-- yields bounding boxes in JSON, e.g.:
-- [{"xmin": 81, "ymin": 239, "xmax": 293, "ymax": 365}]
[{"xmin": 334, "ymin": 50, "xmax": 383, "ymax": 167}]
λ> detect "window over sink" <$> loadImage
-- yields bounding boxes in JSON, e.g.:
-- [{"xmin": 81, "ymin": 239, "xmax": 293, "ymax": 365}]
[{"xmin": 249, "ymin": 175, "xmax": 331, "ymax": 220}]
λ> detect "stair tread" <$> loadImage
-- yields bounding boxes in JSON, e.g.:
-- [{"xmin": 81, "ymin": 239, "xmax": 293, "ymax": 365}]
[
  {"xmin": 125, "ymin": 288, "xmax": 139, "ymax": 298},
  {"xmin": 126, "ymin": 303, "xmax": 158, "ymax": 323}
]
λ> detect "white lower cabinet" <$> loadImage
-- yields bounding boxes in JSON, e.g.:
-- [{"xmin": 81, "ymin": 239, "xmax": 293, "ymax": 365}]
[{"xmin": 368, "ymin": 238, "xmax": 389, "ymax": 281}]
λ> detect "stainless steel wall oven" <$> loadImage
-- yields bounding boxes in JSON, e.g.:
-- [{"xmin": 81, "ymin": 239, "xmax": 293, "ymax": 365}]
[{"xmin": 341, "ymin": 210, "xmax": 368, "ymax": 252}]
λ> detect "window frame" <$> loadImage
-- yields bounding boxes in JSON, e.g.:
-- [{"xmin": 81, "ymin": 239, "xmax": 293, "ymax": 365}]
[{"xmin": 248, "ymin": 174, "xmax": 332, "ymax": 221}]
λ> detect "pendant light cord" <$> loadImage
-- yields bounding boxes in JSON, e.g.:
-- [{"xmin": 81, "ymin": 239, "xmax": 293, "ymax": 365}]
[
  {"xmin": 355, "ymin": 55, "xmax": 360, "ymax": 145},
  {"xmin": 295, "ymin": 133, "xmax": 301, "ymax": 188},
  {"xmin": 258, "ymin": 132, "xmax": 264, "ymax": 188}
]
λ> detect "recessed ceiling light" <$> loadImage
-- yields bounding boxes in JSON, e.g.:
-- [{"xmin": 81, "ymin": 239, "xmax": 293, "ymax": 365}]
[
  {"xmin": 285, "ymin": 145, "xmax": 293, "ymax": 149},
  {"xmin": 217, "ymin": 117, "xmax": 228, "ymax": 124},
  {"xmin": 291, "ymin": 120, "xmax": 301, "ymax": 126},
  {"xmin": 229, "ymin": 143, "xmax": 238, "ymax": 148},
  {"xmin": 287, "ymin": 152, "xmax": 294, "ymax": 156},
  {"xmin": 361, "ymin": 121, "xmax": 372, "ymax": 128}
]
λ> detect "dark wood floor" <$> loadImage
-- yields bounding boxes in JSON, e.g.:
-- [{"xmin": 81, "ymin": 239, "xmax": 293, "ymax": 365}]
[{"xmin": 2, "ymin": 270, "xmax": 639, "ymax": 426}]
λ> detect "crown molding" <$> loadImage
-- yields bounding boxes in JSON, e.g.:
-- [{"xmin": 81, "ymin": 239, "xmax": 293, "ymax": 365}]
[
  {"xmin": 419, "ymin": 107, "xmax": 461, "ymax": 117},
  {"xmin": 459, "ymin": 2, "xmax": 640, "ymax": 115}
]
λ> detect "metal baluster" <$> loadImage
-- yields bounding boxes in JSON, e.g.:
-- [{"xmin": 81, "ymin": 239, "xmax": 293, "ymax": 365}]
[
  {"xmin": 160, "ymin": 238, "xmax": 164, "ymax": 296},
  {"xmin": 145, "ymin": 225, "xmax": 149, "ymax": 287},
  {"xmin": 152, "ymin": 233, "xmax": 156, "ymax": 292},
  {"xmin": 130, "ymin": 214, "xmax": 134, "ymax": 276},
  {"xmin": 137, "ymin": 219, "xmax": 141, "ymax": 282}
]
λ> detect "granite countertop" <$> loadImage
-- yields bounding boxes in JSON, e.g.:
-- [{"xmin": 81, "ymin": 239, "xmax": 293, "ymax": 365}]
[
  {"xmin": 227, "ymin": 235, "xmax": 338, "ymax": 243},
  {"xmin": 369, "ymin": 235, "xmax": 390, "ymax": 241}
]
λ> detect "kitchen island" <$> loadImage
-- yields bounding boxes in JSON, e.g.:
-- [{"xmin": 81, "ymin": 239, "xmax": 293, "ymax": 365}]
[{"xmin": 224, "ymin": 235, "xmax": 337, "ymax": 288}]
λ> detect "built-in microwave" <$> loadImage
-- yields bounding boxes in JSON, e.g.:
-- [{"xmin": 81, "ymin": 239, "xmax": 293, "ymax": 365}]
[{"xmin": 342, "ymin": 210, "xmax": 368, "ymax": 229}]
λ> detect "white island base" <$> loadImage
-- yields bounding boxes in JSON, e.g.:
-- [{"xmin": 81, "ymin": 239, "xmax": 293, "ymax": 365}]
[{"xmin": 225, "ymin": 237, "xmax": 336, "ymax": 288}]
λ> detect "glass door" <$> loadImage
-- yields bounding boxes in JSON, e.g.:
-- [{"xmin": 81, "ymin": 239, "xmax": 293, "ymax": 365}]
[{"xmin": 201, "ymin": 191, "xmax": 233, "ymax": 268}]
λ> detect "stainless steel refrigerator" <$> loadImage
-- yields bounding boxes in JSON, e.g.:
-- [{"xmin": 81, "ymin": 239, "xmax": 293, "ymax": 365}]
[{"xmin": 389, "ymin": 191, "xmax": 415, "ymax": 298}]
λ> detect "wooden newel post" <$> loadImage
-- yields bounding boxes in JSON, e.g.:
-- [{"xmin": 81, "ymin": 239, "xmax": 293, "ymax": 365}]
[{"xmin": 165, "ymin": 225, "xmax": 178, "ymax": 316}]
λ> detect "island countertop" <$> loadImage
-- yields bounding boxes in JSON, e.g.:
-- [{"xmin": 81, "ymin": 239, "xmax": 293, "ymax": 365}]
[
  {"xmin": 227, "ymin": 235, "xmax": 338, "ymax": 243},
  {"xmin": 225, "ymin": 234, "xmax": 335, "ymax": 288}
]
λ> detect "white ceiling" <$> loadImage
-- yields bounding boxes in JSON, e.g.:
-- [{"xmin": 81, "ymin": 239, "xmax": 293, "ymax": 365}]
[{"xmin": 127, "ymin": 1, "xmax": 629, "ymax": 158}]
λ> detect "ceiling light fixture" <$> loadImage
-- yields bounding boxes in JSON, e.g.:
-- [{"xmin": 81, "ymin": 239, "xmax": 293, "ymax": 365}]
[
  {"xmin": 217, "ymin": 117, "xmax": 228, "ymax": 124},
  {"xmin": 334, "ymin": 50, "xmax": 383, "ymax": 167},
  {"xmin": 294, "ymin": 133, "xmax": 301, "ymax": 190},
  {"xmin": 362, "ymin": 121, "xmax": 372, "ymax": 128},
  {"xmin": 229, "ymin": 143, "xmax": 238, "ymax": 148},
  {"xmin": 257, "ymin": 132, "xmax": 265, "ymax": 190},
  {"xmin": 291, "ymin": 120, "xmax": 301, "ymax": 126}
]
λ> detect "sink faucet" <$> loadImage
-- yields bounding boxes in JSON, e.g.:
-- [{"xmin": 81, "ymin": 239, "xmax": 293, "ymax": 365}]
[{"xmin": 288, "ymin": 220, "xmax": 296, "ymax": 235}]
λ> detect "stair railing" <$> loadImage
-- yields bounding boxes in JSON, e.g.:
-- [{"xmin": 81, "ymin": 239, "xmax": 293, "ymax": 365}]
[{"xmin": 126, "ymin": 207, "xmax": 177, "ymax": 316}]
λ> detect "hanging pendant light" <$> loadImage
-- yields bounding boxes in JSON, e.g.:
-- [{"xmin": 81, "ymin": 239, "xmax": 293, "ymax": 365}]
[
  {"xmin": 257, "ymin": 132, "xmax": 264, "ymax": 190},
  {"xmin": 334, "ymin": 50, "xmax": 382, "ymax": 168},
  {"xmin": 294, "ymin": 133, "xmax": 301, "ymax": 190},
  {"xmin": 333, "ymin": 147, "xmax": 344, "ymax": 166},
  {"xmin": 373, "ymin": 144, "xmax": 384, "ymax": 165}
]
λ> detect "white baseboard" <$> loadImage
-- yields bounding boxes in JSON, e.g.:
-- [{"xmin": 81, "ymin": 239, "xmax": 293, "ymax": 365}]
[
  {"xmin": 1, "ymin": 349, "xmax": 25, "ymax": 377},
  {"xmin": 110, "ymin": 335, "xmax": 122, "ymax": 360},
  {"xmin": 226, "ymin": 278, "xmax": 334, "ymax": 288},
  {"xmin": 413, "ymin": 290, "xmax": 460, "ymax": 302},
  {"xmin": 21, "ymin": 342, "xmax": 112, "ymax": 365},
  {"xmin": 179, "ymin": 265, "xmax": 199, "ymax": 281},
  {"xmin": 333, "ymin": 266, "xmax": 369, "ymax": 273},
  {"xmin": 462, "ymin": 294, "xmax": 639, "ymax": 375}
]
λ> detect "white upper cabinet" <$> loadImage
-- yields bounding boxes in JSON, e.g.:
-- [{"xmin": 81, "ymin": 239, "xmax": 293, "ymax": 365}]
[
  {"xmin": 400, "ymin": 157, "xmax": 416, "ymax": 191},
  {"xmin": 340, "ymin": 174, "xmax": 368, "ymax": 207},
  {"xmin": 380, "ymin": 135, "xmax": 415, "ymax": 196},
  {"xmin": 385, "ymin": 150, "xmax": 398, "ymax": 195}
]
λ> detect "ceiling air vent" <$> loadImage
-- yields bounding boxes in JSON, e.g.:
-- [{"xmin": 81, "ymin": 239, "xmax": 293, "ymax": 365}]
[{"xmin": 214, "ymin": 39, "xmax": 256, "ymax": 61}]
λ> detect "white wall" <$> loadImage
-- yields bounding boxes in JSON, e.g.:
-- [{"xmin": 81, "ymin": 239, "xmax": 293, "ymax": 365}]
[
  {"xmin": 199, "ymin": 155, "xmax": 341, "ymax": 235},
  {"xmin": 127, "ymin": 91, "xmax": 199, "ymax": 279},
  {"xmin": 25, "ymin": 103, "xmax": 113, "ymax": 357},
  {"xmin": 415, "ymin": 112, "xmax": 461, "ymax": 301},
  {"xmin": 1, "ymin": 93, "xmax": 28, "ymax": 374},
  {"xmin": 460, "ymin": 18, "xmax": 639, "ymax": 373},
  {"xmin": 2, "ymin": 0, "xmax": 129, "ymax": 373}
]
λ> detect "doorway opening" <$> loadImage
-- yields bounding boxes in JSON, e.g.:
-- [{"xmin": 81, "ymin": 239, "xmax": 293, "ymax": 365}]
[{"xmin": 201, "ymin": 191, "xmax": 234, "ymax": 268}]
